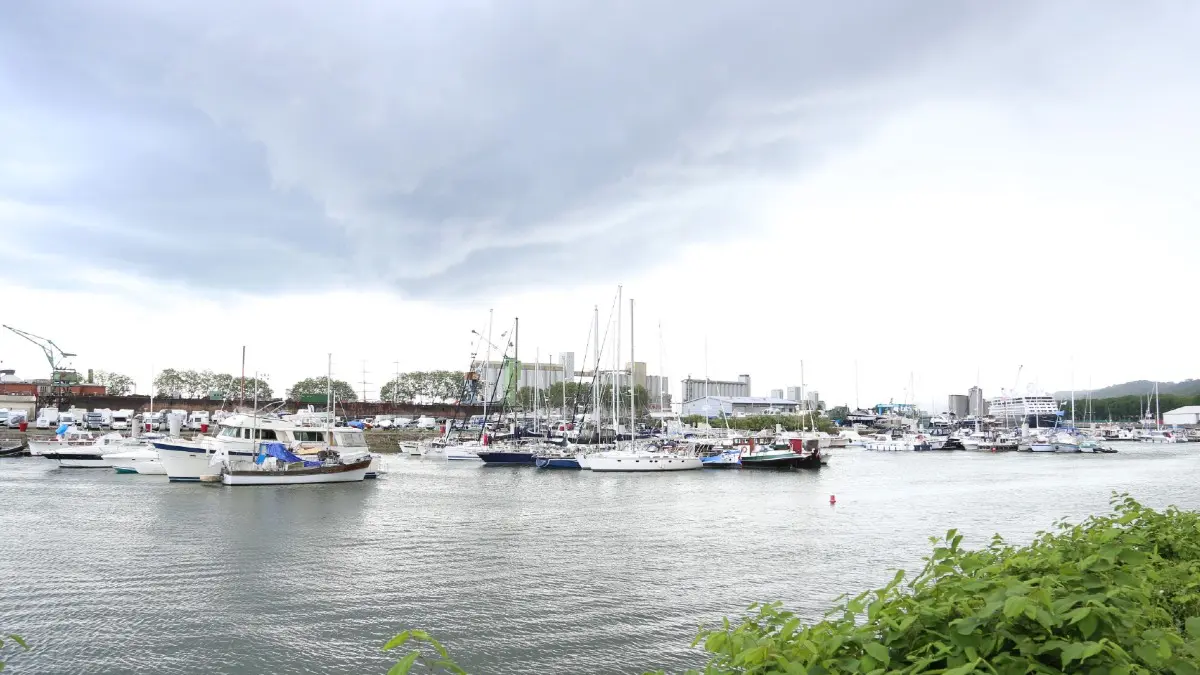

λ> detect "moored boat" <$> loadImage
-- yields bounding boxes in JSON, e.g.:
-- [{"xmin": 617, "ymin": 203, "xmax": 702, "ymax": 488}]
[{"xmin": 217, "ymin": 443, "xmax": 371, "ymax": 485}]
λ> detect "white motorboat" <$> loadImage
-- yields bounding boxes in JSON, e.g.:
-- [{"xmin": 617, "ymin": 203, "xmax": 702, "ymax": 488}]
[
  {"xmin": 1141, "ymin": 430, "xmax": 1178, "ymax": 444},
  {"xmin": 863, "ymin": 434, "xmax": 931, "ymax": 451},
  {"xmin": 27, "ymin": 428, "xmax": 96, "ymax": 456},
  {"xmin": 103, "ymin": 446, "xmax": 164, "ymax": 474},
  {"xmin": 153, "ymin": 411, "xmax": 378, "ymax": 481},
  {"xmin": 43, "ymin": 432, "xmax": 135, "ymax": 468},
  {"xmin": 837, "ymin": 429, "xmax": 866, "ymax": 447},
  {"xmin": 1051, "ymin": 431, "xmax": 1081, "ymax": 453},
  {"xmin": 215, "ymin": 443, "xmax": 371, "ymax": 485}
]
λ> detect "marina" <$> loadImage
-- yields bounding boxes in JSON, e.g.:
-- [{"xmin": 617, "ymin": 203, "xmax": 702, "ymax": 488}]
[{"xmin": 1, "ymin": 440, "xmax": 1196, "ymax": 674}]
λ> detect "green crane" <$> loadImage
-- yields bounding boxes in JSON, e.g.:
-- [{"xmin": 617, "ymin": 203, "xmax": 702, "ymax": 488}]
[{"xmin": 2, "ymin": 325, "xmax": 80, "ymax": 404}]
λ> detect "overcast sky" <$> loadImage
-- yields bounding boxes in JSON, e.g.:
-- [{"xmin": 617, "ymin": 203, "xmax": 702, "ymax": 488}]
[{"xmin": 1, "ymin": 1, "xmax": 1196, "ymax": 409}]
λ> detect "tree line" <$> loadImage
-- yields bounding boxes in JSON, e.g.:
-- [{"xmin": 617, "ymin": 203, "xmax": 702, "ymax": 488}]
[{"xmin": 1068, "ymin": 393, "xmax": 1200, "ymax": 422}]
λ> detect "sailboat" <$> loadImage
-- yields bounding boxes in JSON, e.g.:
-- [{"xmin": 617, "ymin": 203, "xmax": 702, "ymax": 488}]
[{"xmin": 587, "ymin": 291, "xmax": 703, "ymax": 473}]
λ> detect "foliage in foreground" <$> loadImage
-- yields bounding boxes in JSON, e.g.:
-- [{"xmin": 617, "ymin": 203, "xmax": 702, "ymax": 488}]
[
  {"xmin": 0, "ymin": 633, "xmax": 29, "ymax": 671},
  {"xmin": 382, "ymin": 496, "xmax": 1200, "ymax": 674},
  {"xmin": 655, "ymin": 495, "xmax": 1200, "ymax": 674}
]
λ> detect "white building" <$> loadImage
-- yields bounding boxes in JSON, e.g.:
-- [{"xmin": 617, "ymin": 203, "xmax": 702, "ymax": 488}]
[
  {"xmin": 682, "ymin": 396, "xmax": 800, "ymax": 418},
  {"xmin": 785, "ymin": 386, "xmax": 803, "ymax": 402},
  {"xmin": 770, "ymin": 388, "xmax": 784, "ymax": 399},
  {"xmin": 1163, "ymin": 406, "xmax": 1200, "ymax": 426}
]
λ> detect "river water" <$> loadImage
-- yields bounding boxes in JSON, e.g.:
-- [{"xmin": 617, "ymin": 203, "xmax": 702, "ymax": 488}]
[{"xmin": 1, "ymin": 443, "xmax": 1196, "ymax": 674}]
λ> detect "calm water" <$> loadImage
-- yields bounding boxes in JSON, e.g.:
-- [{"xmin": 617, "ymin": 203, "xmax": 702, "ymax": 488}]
[{"xmin": 1, "ymin": 443, "xmax": 1197, "ymax": 674}]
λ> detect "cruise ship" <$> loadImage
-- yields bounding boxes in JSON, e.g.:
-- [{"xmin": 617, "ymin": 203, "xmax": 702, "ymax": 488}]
[{"xmin": 989, "ymin": 392, "xmax": 1061, "ymax": 428}]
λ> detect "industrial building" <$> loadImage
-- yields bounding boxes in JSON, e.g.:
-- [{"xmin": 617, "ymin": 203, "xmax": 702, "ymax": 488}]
[
  {"xmin": 681, "ymin": 375, "xmax": 751, "ymax": 401},
  {"xmin": 948, "ymin": 394, "xmax": 969, "ymax": 418},
  {"xmin": 770, "ymin": 388, "xmax": 784, "ymax": 399},
  {"xmin": 1164, "ymin": 406, "xmax": 1200, "ymax": 426},
  {"xmin": 682, "ymin": 396, "xmax": 800, "ymax": 418},
  {"xmin": 968, "ymin": 386, "xmax": 987, "ymax": 416}
]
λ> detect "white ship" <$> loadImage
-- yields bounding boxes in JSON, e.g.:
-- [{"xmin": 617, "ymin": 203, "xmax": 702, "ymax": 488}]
[{"xmin": 989, "ymin": 391, "xmax": 1061, "ymax": 427}]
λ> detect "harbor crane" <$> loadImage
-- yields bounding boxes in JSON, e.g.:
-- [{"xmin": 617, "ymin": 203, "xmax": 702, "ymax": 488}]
[{"xmin": 2, "ymin": 324, "xmax": 79, "ymax": 405}]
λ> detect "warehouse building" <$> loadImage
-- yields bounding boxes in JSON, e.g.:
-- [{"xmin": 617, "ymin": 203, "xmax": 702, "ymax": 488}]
[
  {"xmin": 1163, "ymin": 406, "xmax": 1200, "ymax": 426},
  {"xmin": 682, "ymin": 395, "xmax": 800, "ymax": 418},
  {"xmin": 681, "ymin": 375, "xmax": 751, "ymax": 401}
]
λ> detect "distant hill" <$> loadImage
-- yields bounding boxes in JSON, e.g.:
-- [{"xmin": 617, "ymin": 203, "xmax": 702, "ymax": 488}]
[{"xmin": 1054, "ymin": 379, "xmax": 1200, "ymax": 400}]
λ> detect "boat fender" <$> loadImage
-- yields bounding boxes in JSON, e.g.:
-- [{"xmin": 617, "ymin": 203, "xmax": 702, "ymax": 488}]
[{"xmin": 829, "ymin": 494, "xmax": 836, "ymax": 505}]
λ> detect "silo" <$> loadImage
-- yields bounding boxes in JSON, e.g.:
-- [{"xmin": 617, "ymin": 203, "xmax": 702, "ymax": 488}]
[{"xmin": 948, "ymin": 394, "xmax": 969, "ymax": 418}]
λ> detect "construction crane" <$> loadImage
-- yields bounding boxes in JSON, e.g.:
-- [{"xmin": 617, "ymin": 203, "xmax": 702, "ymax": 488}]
[{"xmin": 2, "ymin": 325, "xmax": 80, "ymax": 405}]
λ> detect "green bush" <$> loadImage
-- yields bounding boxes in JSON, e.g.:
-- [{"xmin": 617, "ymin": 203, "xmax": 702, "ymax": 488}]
[{"xmin": 653, "ymin": 494, "xmax": 1200, "ymax": 674}]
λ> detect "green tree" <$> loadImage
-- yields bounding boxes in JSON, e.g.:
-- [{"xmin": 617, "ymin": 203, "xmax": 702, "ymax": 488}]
[
  {"xmin": 93, "ymin": 370, "xmax": 135, "ymax": 396},
  {"xmin": 288, "ymin": 377, "xmax": 356, "ymax": 402},
  {"xmin": 827, "ymin": 405, "xmax": 850, "ymax": 421},
  {"xmin": 153, "ymin": 368, "xmax": 186, "ymax": 397},
  {"xmin": 546, "ymin": 381, "xmax": 592, "ymax": 410},
  {"xmin": 380, "ymin": 374, "xmax": 417, "ymax": 404}
]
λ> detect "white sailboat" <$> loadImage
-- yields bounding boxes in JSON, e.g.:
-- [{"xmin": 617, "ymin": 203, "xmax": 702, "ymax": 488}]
[{"xmin": 588, "ymin": 291, "xmax": 702, "ymax": 473}]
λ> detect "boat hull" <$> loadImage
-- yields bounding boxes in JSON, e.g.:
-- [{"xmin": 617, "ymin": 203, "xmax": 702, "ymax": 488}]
[
  {"xmin": 154, "ymin": 441, "xmax": 253, "ymax": 482},
  {"xmin": 221, "ymin": 459, "xmax": 370, "ymax": 486},
  {"xmin": 445, "ymin": 448, "xmax": 481, "ymax": 461},
  {"xmin": 476, "ymin": 451, "xmax": 536, "ymax": 465},
  {"xmin": 741, "ymin": 453, "xmax": 822, "ymax": 470},
  {"xmin": 42, "ymin": 452, "xmax": 110, "ymax": 468},
  {"xmin": 535, "ymin": 456, "xmax": 581, "ymax": 469},
  {"xmin": 588, "ymin": 455, "xmax": 703, "ymax": 472}
]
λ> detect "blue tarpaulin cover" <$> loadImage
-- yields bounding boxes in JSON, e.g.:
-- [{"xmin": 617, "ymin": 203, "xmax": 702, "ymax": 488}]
[
  {"xmin": 347, "ymin": 420, "xmax": 366, "ymax": 429},
  {"xmin": 256, "ymin": 441, "xmax": 321, "ymax": 467}
]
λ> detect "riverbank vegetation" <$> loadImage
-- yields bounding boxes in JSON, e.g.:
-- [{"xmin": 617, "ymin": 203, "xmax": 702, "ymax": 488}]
[
  {"xmin": 1073, "ymin": 393, "xmax": 1200, "ymax": 423},
  {"xmin": 389, "ymin": 496, "xmax": 1200, "ymax": 674}
]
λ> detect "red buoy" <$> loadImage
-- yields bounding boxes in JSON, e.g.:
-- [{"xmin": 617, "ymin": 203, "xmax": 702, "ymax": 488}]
[{"xmin": 830, "ymin": 495, "xmax": 837, "ymax": 505}]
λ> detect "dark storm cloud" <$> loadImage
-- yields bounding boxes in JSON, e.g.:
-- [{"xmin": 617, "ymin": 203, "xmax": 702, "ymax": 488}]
[{"xmin": 1, "ymin": 0, "xmax": 1029, "ymax": 296}]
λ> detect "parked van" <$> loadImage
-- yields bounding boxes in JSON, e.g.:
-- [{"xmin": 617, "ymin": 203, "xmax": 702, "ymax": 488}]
[
  {"xmin": 187, "ymin": 410, "xmax": 210, "ymax": 431},
  {"xmin": 143, "ymin": 412, "xmax": 166, "ymax": 432},
  {"xmin": 35, "ymin": 407, "xmax": 59, "ymax": 430},
  {"xmin": 416, "ymin": 415, "xmax": 437, "ymax": 430},
  {"xmin": 84, "ymin": 409, "xmax": 111, "ymax": 430},
  {"xmin": 110, "ymin": 410, "xmax": 134, "ymax": 430}
]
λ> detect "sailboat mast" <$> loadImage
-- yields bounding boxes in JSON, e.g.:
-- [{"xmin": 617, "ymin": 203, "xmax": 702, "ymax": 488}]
[
  {"xmin": 658, "ymin": 321, "xmax": 665, "ymax": 431},
  {"xmin": 326, "ymin": 353, "xmax": 332, "ymax": 431},
  {"xmin": 613, "ymin": 285, "xmax": 622, "ymax": 445},
  {"xmin": 482, "ymin": 310, "xmax": 494, "ymax": 429},
  {"xmin": 534, "ymin": 348, "xmax": 540, "ymax": 433},
  {"xmin": 593, "ymin": 305, "xmax": 600, "ymax": 437},
  {"xmin": 1155, "ymin": 381, "xmax": 1161, "ymax": 430},
  {"xmin": 629, "ymin": 298, "xmax": 635, "ymax": 443}
]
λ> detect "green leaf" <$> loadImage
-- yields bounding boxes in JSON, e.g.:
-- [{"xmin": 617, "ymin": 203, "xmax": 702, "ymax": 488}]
[
  {"xmin": 943, "ymin": 659, "xmax": 980, "ymax": 675},
  {"xmin": 386, "ymin": 651, "xmax": 420, "ymax": 675},
  {"xmin": 863, "ymin": 642, "xmax": 890, "ymax": 666},
  {"xmin": 5, "ymin": 636, "xmax": 26, "ymax": 651},
  {"xmin": 1003, "ymin": 596, "xmax": 1026, "ymax": 618},
  {"xmin": 1187, "ymin": 617, "xmax": 1200, "ymax": 639},
  {"xmin": 383, "ymin": 631, "xmax": 412, "ymax": 652},
  {"xmin": 1078, "ymin": 612, "xmax": 1099, "ymax": 640}
]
